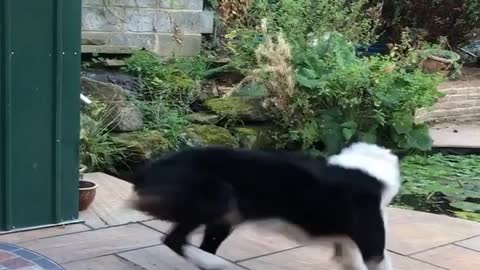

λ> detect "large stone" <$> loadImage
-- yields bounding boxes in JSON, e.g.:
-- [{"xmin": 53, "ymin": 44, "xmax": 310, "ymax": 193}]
[
  {"xmin": 204, "ymin": 97, "xmax": 271, "ymax": 122},
  {"xmin": 110, "ymin": 130, "xmax": 170, "ymax": 161},
  {"xmin": 183, "ymin": 124, "xmax": 239, "ymax": 148},
  {"xmin": 232, "ymin": 126, "xmax": 273, "ymax": 149},
  {"xmin": 185, "ymin": 112, "xmax": 221, "ymax": 125},
  {"xmin": 81, "ymin": 77, "xmax": 143, "ymax": 131}
]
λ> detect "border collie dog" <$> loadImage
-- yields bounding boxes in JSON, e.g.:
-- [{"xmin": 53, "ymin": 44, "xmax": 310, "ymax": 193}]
[{"xmin": 131, "ymin": 142, "xmax": 401, "ymax": 270}]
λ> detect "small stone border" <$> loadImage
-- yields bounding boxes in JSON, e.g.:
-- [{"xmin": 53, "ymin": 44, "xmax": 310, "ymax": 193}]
[{"xmin": 0, "ymin": 241, "xmax": 64, "ymax": 270}]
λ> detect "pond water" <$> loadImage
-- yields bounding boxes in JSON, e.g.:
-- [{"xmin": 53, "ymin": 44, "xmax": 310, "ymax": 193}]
[{"xmin": 395, "ymin": 153, "xmax": 480, "ymax": 222}]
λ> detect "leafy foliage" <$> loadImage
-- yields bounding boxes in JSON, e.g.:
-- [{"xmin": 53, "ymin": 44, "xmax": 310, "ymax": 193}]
[
  {"xmin": 79, "ymin": 103, "xmax": 127, "ymax": 171},
  {"xmin": 221, "ymin": 0, "xmax": 382, "ymax": 71},
  {"xmin": 249, "ymin": 0, "xmax": 381, "ymax": 45},
  {"xmin": 133, "ymin": 99, "xmax": 189, "ymax": 149},
  {"xmin": 372, "ymin": 0, "xmax": 480, "ymax": 46},
  {"xmin": 257, "ymin": 32, "xmax": 443, "ymax": 153},
  {"xmin": 397, "ymin": 154, "xmax": 480, "ymax": 222},
  {"xmin": 124, "ymin": 51, "xmax": 209, "ymax": 111}
]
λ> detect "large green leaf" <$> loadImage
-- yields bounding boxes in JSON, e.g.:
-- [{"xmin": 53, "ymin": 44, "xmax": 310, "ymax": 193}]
[
  {"xmin": 295, "ymin": 73, "xmax": 321, "ymax": 89},
  {"xmin": 317, "ymin": 109, "xmax": 345, "ymax": 154},
  {"xmin": 341, "ymin": 121, "xmax": 358, "ymax": 141},
  {"xmin": 392, "ymin": 111, "xmax": 413, "ymax": 135},
  {"xmin": 358, "ymin": 131, "xmax": 377, "ymax": 143},
  {"xmin": 451, "ymin": 202, "xmax": 480, "ymax": 213},
  {"xmin": 406, "ymin": 124, "xmax": 433, "ymax": 151}
]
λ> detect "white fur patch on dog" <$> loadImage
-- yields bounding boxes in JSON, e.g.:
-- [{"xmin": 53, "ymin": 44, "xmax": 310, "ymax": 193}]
[
  {"xmin": 184, "ymin": 246, "xmax": 228, "ymax": 270},
  {"xmin": 328, "ymin": 142, "xmax": 401, "ymax": 207},
  {"xmin": 366, "ymin": 255, "xmax": 393, "ymax": 270},
  {"xmin": 334, "ymin": 239, "xmax": 369, "ymax": 270}
]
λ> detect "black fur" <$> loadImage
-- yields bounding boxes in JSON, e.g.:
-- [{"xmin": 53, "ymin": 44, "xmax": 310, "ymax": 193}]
[{"xmin": 131, "ymin": 147, "xmax": 390, "ymax": 269}]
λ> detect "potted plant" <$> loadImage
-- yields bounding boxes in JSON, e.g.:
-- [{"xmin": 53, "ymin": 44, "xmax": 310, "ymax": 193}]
[
  {"xmin": 421, "ymin": 49, "xmax": 461, "ymax": 77},
  {"xmin": 79, "ymin": 164, "xmax": 97, "ymax": 211}
]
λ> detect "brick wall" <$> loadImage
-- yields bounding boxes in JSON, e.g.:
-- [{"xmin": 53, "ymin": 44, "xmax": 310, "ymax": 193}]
[
  {"xmin": 416, "ymin": 80, "xmax": 480, "ymax": 123},
  {"xmin": 81, "ymin": 0, "xmax": 213, "ymax": 56}
]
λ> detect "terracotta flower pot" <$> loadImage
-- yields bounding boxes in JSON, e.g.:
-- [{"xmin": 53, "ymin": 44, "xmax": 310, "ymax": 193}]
[
  {"xmin": 79, "ymin": 180, "xmax": 97, "ymax": 211},
  {"xmin": 421, "ymin": 49, "xmax": 460, "ymax": 74}
]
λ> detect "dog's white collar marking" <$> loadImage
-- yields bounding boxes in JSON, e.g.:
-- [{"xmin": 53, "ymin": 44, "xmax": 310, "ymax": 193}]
[
  {"xmin": 184, "ymin": 246, "xmax": 228, "ymax": 270},
  {"xmin": 328, "ymin": 142, "xmax": 401, "ymax": 206}
]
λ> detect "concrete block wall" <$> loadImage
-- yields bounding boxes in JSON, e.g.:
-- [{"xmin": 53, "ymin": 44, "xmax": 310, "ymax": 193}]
[
  {"xmin": 415, "ymin": 80, "xmax": 480, "ymax": 123},
  {"xmin": 81, "ymin": 0, "xmax": 214, "ymax": 56}
]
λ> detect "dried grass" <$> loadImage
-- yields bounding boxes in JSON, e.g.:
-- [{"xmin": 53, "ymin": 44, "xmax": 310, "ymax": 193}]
[{"xmin": 232, "ymin": 19, "xmax": 297, "ymax": 118}]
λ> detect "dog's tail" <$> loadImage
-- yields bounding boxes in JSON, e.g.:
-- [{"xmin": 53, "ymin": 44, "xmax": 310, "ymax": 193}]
[{"xmin": 328, "ymin": 142, "xmax": 401, "ymax": 207}]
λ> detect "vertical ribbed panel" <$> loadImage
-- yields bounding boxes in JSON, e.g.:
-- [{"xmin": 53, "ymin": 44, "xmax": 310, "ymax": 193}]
[{"xmin": 0, "ymin": 0, "xmax": 81, "ymax": 231}]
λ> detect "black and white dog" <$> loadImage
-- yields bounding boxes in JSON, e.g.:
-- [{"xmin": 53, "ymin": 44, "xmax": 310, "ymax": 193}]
[{"xmin": 130, "ymin": 142, "xmax": 400, "ymax": 270}]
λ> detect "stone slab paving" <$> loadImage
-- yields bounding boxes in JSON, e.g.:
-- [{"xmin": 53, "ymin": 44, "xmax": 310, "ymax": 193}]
[
  {"xmin": 0, "ymin": 208, "xmax": 477, "ymax": 270},
  {"xmin": 1, "ymin": 173, "xmax": 479, "ymax": 270},
  {"xmin": 430, "ymin": 123, "xmax": 480, "ymax": 148}
]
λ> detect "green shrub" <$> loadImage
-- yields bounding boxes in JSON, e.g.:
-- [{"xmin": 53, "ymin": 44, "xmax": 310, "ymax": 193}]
[
  {"xmin": 124, "ymin": 51, "xmax": 209, "ymax": 111},
  {"xmin": 253, "ymin": 0, "xmax": 381, "ymax": 45},
  {"xmin": 223, "ymin": 0, "xmax": 382, "ymax": 71},
  {"xmin": 373, "ymin": 0, "xmax": 480, "ymax": 46},
  {"xmin": 79, "ymin": 107, "xmax": 127, "ymax": 171},
  {"xmin": 255, "ymin": 32, "xmax": 444, "ymax": 153},
  {"xmin": 134, "ymin": 99, "xmax": 189, "ymax": 149}
]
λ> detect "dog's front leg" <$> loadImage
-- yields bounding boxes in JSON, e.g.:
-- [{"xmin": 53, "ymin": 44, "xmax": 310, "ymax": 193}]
[{"xmin": 184, "ymin": 246, "xmax": 229, "ymax": 270}]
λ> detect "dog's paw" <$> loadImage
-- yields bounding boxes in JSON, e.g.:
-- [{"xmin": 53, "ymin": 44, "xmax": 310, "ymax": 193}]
[{"xmin": 184, "ymin": 246, "xmax": 228, "ymax": 270}]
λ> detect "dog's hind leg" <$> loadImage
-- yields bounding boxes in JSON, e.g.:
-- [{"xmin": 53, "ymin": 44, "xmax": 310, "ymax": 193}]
[{"xmin": 200, "ymin": 222, "xmax": 232, "ymax": 254}]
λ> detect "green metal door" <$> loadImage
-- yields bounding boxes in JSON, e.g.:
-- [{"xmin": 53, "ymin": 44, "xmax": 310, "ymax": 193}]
[{"xmin": 1, "ymin": 0, "xmax": 81, "ymax": 231}]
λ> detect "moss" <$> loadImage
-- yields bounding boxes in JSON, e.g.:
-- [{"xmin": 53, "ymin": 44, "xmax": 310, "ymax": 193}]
[
  {"xmin": 110, "ymin": 130, "xmax": 170, "ymax": 160},
  {"xmin": 204, "ymin": 97, "xmax": 270, "ymax": 122},
  {"xmin": 232, "ymin": 126, "xmax": 274, "ymax": 149},
  {"xmin": 184, "ymin": 124, "xmax": 239, "ymax": 148}
]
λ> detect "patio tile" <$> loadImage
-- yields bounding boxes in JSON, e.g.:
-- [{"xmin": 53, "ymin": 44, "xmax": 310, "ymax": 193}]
[
  {"xmin": 142, "ymin": 220, "xmax": 172, "ymax": 234},
  {"xmin": 190, "ymin": 223, "xmax": 302, "ymax": 262},
  {"xmin": 118, "ymin": 245, "xmax": 245, "ymax": 270},
  {"xmin": 239, "ymin": 245, "xmax": 445, "ymax": 270},
  {"xmin": 238, "ymin": 245, "xmax": 335, "ymax": 270},
  {"xmin": 81, "ymin": 173, "xmax": 153, "ymax": 227},
  {"xmin": 456, "ymin": 236, "xmax": 480, "ymax": 252},
  {"xmin": 0, "ymin": 225, "xmax": 90, "ymax": 244},
  {"xmin": 62, "ymin": 255, "xmax": 143, "ymax": 270},
  {"xmin": 388, "ymin": 253, "xmax": 444, "ymax": 270},
  {"xmin": 386, "ymin": 207, "xmax": 480, "ymax": 255},
  {"xmin": 412, "ymin": 244, "xmax": 480, "ymax": 270},
  {"xmin": 20, "ymin": 224, "xmax": 162, "ymax": 264}
]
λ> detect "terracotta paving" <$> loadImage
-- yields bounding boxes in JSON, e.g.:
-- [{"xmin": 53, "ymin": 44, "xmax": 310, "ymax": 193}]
[{"xmin": 0, "ymin": 173, "xmax": 479, "ymax": 270}]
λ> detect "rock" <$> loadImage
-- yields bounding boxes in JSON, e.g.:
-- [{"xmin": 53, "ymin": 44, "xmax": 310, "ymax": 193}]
[
  {"xmin": 186, "ymin": 112, "xmax": 221, "ymax": 125},
  {"xmin": 82, "ymin": 70, "xmax": 143, "ymax": 95},
  {"xmin": 232, "ymin": 126, "xmax": 274, "ymax": 149},
  {"xmin": 110, "ymin": 130, "xmax": 170, "ymax": 161},
  {"xmin": 231, "ymin": 83, "xmax": 267, "ymax": 97},
  {"xmin": 102, "ymin": 59, "xmax": 126, "ymax": 67},
  {"xmin": 183, "ymin": 124, "xmax": 239, "ymax": 148},
  {"xmin": 204, "ymin": 97, "xmax": 270, "ymax": 122},
  {"xmin": 114, "ymin": 106, "xmax": 144, "ymax": 132},
  {"xmin": 81, "ymin": 77, "xmax": 143, "ymax": 131}
]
